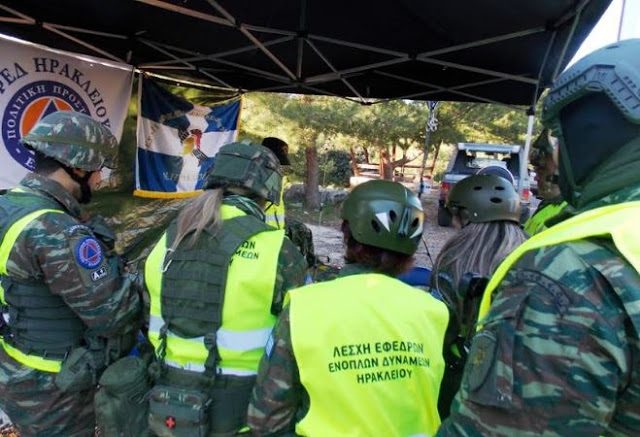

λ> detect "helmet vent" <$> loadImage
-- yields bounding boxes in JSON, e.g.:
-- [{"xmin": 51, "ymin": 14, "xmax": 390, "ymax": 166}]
[
  {"xmin": 411, "ymin": 217, "xmax": 420, "ymax": 228},
  {"xmin": 473, "ymin": 186, "xmax": 482, "ymax": 191},
  {"xmin": 371, "ymin": 220, "xmax": 381, "ymax": 233},
  {"xmin": 389, "ymin": 210, "xmax": 397, "ymax": 222},
  {"xmin": 490, "ymin": 197, "xmax": 503, "ymax": 203},
  {"xmin": 495, "ymin": 186, "xmax": 505, "ymax": 191}
]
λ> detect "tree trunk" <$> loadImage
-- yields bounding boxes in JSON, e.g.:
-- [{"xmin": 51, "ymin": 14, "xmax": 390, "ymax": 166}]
[
  {"xmin": 379, "ymin": 147, "xmax": 393, "ymax": 180},
  {"xmin": 363, "ymin": 147, "xmax": 370, "ymax": 164},
  {"xmin": 305, "ymin": 140, "xmax": 321, "ymax": 211},
  {"xmin": 429, "ymin": 141, "xmax": 443, "ymax": 174},
  {"xmin": 401, "ymin": 149, "xmax": 407, "ymax": 175},
  {"xmin": 349, "ymin": 146, "xmax": 360, "ymax": 176}
]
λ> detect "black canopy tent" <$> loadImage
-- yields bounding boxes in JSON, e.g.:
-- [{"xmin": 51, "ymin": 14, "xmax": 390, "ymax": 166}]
[
  {"xmin": 0, "ymin": 0, "xmax": 611, "ymax": 107},
  {"xmin": 0, "ymin": 0, "xmax": 612, "ymax": 196}
]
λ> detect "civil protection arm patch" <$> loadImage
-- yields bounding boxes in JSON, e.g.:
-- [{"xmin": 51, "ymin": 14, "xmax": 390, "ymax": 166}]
[{"xmin": 75, "ymin": 237, "xmax": 103, "ymax": 269}]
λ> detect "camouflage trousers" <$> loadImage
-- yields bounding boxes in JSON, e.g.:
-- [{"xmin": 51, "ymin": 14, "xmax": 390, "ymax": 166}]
[
  {"xmin": 0, "ymin": 348, "xmax": 95, "ymax": 437},
  {"xmin": 285, "ymin": 219, "xmax": 315, "ymax": 268}
]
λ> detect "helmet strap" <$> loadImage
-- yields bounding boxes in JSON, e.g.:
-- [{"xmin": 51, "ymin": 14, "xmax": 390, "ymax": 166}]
[{"xmin": 62, "ymin": 165, "xmax": 93, "ymax": 204}]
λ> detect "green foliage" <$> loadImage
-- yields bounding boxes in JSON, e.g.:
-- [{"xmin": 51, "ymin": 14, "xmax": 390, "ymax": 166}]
[
  {"xmin": 240, "ymin": 93, "xmax": 540, "ymax": 184},
  {"xmin": 287, "ymin": 147, "xmax": 351, "ymax": 187},
  {"xmin": 321, "ymin": 149, "xmax": 352, "ymax": 187}
]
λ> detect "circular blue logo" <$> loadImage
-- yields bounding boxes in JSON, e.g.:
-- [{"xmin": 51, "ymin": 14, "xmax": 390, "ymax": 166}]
[
  {"xmin": 75, "ymin": 237, "xmax": 103, "ymax": 269},
  {"xmin": 1, "ymin": 80, "xmax": 90, "ymax": 170}
]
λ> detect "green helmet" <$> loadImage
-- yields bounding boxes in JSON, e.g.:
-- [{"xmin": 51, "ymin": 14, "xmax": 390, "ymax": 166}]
[
  {"xmin": 20, "ymin": 111, "xmax": 118, "ymax": 171},
  {"xmin": 447, "ymin": 175, "xmax": 520, "ymax": 223},
  {"xmin": 541, "ymin": 39, "xmax": 640, "ymax": 204},
  {"xmin": 542, "ymin": 39, "xmax": 640, "ymax": 129},
  {"xmin": 341, "ymin": 180, "xmax": 424, "ymax": 255},
  {"xmin": 204, "ymin": 142, "xmax": 282, "ymax": 204}
]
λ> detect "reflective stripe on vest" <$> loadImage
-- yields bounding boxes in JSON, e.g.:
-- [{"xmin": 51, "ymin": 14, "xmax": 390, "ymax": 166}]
[
  {"xmin": 0, "ymin": 208, "xmax": 64, "ymax": 373},
  {"xmin": 523, "ymin": 201, "xmax": 567, "ymax": 235},
  {"xmin": 265, "ymin": 176, "xmax": 286, "ymax": 229},
  {"xmin": 289, "ymin": 273, "xmax": 449, "ymax": 437},
  {"xmin": 479, "ymin": 201, "xmax": 640, "ymax": 323},
  {"xmin": 146, "ymin": 205, "xmax": 284, "ymax": 375}
]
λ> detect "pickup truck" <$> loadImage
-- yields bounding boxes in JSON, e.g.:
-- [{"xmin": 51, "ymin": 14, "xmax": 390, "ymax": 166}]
[{"xmin": 437, "ymin": 143, "xmax": 532, "ymax": 226}]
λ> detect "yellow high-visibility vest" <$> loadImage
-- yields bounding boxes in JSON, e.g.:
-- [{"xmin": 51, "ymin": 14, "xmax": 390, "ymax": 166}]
[
  {"xmin": 265, "ymin": 176, "xmax": 287, "ymax": 229},
  {"xmin": 289, "ymin": 273, "xmax": 449, "ymax": 437},
  {"xmin": 479, "ymin": 201, "xmax": 640, "ymax": 322},
  {"xmin": 0, "ymin": 208, "xmax": 64, "ymax": 373},
  {"xmin": 523, "ymin": 201, "xmax": 567, "ymax": 235},
  {"xmin": 146, "ymin": 204, "xmax": 285, "ymax": 375}
]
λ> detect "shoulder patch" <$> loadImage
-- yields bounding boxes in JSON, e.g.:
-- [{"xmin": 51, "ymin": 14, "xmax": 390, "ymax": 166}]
[
  {"xmin": 264, "ymin": 331, "xmax": 275, "ymax": 358},
  {"xmin": 90, "ymin": 266, "xmax": 108, "ymax": 282},
  {"xmin": 75, "ymin": 237, "xmax": 103, "ymax": 269},
  {"xmin": 515, "ymin": 269, "xmax": 571, "ymax": 315},
  {"xmin": 65, "ymin": 224, "xmax": 92, "ymax": 236},
  {"xmin": 465, "ymin": 330, "xmax": 497, "ymax": 392}
]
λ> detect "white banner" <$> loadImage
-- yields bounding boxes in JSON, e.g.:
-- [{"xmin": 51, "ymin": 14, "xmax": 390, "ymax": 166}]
[{"xmin": 0, "ymin": 34, "xmax": 133, "ymax": 189}]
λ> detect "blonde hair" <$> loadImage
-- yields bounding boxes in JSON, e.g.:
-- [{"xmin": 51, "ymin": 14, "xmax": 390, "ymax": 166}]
[
  {"xmin": 432, "ymin": 221, "xmax": 527, "ymax": 310},
  {"xmin": 171, "ymin": 189, "xmax": 224, "ymax": 250}
]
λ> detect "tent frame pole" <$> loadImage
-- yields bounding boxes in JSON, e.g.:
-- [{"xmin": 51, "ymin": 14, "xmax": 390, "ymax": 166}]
[
  {"xmin": 306, "ymin": 39, "xmax": 365, "ymax": 102},
  {"xmin": 0, "ymin": 4, "xmax": 35, "ymax": 23},
  {"xmin": 45, "ymin": 23, "xmax": 128, "ymax": 39},
  {"xmin": 134, "ymin": 0, "xmax": 231, "ymax": 26},
  {"xmin": 305, "ymin": 58, "xmax": 409, "ymax": 84},
  {"xmin": 139, "ymin": 36, "xmax": 295, "ymax": 67},
  {"xmin": 42, "ymin": 23, "xmax": 125, "ymax": 62},
  {"xmin": 139, "ymin": 39, "xmax": 233, "ymax": 88},
  {"xmin": 0, "ymin": 17, "xmax": 32, "ymax": 24},
  {"xmin": 296, "ymin": 0, "xmax": 307, "ymax": 79},
  {"xmin": 552, "ymin": 0, "xmax": 589, "ymax": 80},
  {"xmin": 204, "ymin": 0, "xmax": 298, "ymax": 80},
  {"xmin": 373, "ymin": 71, "xmax": 523, "ymax": 110},
  {"xmin": 418, "ymin": 57, "xmax": 538, "ymax": 85},
  {"xmin": 419, "ymin": 27, "xmax": 546, "ymax": 57}
]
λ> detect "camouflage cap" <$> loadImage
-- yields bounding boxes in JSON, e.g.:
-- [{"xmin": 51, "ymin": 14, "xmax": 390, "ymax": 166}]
[
  {"xmin": 204, "ymin": 142, "xmax": 282, "ymax": 204},
  {"xmin": 262, "ymin": 137, "xmax": 291, "ymax": 166},
  {"xmin": 341, "ymin": 180, "xmax": 424, "ymax": 255},
  {"xmin": 20, "ymin": 111, "xmax": 118, "ymax": 171},
  {"xmin": 529, "ymin": 129, "xmax": 557, "ymax": 168}
]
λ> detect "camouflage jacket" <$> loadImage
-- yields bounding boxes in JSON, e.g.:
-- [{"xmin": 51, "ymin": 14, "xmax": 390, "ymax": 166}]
[
  {"xmin": 437, "ymin": 184, "xmax": 640, "ymax": 436},
  {"xmin": 248, "ymin": 263, "xmax": 374, "ymax": 437},
  {"xmin": 2, "ymin": 173, "xmax": 140, "ymax": 338}
]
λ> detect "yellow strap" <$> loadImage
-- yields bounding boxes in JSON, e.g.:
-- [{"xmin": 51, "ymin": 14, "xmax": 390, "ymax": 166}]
[
  {"xmin": 523, "ymin": 201, "xmax": 567, "ymax": 235},
  {"xmin": 0, "ymin": 338, "xmax": 62, "ymax": 373},
  {"xmin": 479, "ymin": 201, "xmax": 640, "ymax": 324},
  {"xmin": 0, "ymin": 209, "xmax": 62, "ymax": 303},
  {"xmin": 0, "ymin": 208, "xmax": 64, "ymax": 371}
]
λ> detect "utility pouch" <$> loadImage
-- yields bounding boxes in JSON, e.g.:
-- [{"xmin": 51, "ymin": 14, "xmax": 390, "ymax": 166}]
[
  {"xmin": 95, "ymin": 355, "xmax": 151, "ymax": 437},
  {"xmin": 148, "ymin": 385, "xmax": 211, "ymax": 437},
  {"xmin": 54, "ymin": 347, "xmax": 95, "ymax": 393}
]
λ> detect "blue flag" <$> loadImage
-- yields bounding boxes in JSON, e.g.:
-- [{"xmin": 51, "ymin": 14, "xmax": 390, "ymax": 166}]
[{"xmin": 135, "ymin": 77, "xmax": 240, "ymax": 197}]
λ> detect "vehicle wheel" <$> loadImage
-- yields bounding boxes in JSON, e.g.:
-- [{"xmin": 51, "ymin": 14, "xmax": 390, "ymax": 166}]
[
  {"xmin": 437, "ymin": 206, "xmax": 452, "ymax": 227},
  {"xmin": 519, "ymin": 206, "xmax": 531, "ymax": 224}
]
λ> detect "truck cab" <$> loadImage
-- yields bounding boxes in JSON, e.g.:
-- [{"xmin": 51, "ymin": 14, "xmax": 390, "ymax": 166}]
[{"xmin": 438, "ymin": 143, "xmax": 531, "ymax": 226}]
